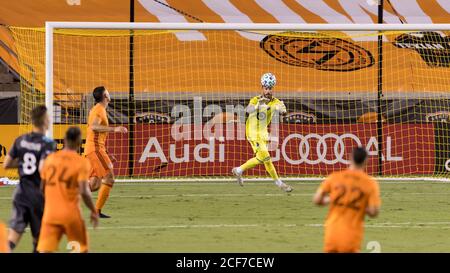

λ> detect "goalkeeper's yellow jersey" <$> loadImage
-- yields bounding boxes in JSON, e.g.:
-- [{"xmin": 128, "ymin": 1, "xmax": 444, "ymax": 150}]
[{"xmin": 245, "ymin": 95, "xmax": 286, "ymax": 141}]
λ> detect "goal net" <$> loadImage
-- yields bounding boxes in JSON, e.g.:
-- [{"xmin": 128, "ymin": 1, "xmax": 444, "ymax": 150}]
[{"xmin": 8, "ymin": 23, "xmax": 450, "ymax": 180}]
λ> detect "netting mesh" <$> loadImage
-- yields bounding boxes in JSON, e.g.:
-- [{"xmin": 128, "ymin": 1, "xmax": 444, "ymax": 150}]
[{"xmin": 8, "ymin": 26, "xmax": 450, "ymax": 179}]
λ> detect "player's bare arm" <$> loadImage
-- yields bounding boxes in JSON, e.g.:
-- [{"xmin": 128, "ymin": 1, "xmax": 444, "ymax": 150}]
[
  {"xmin": 80, "ymin": 180, "xmax": 99, "ymax": 228},
  {"xmin": 366, "ymin": 206, "xmax": 380, "ymax": 218},
  {"xmin": 108, "ymin": 152, "xmax": 117, "ymax": 163},
  {"xmin": 38, "ymin": 159, "xmax": 45, "ymax": 173},
  {"xmin": 2, "ymin": 155, "xmax": 18, "ymax": 169},
  {"xmin": 40, "ymin": 159, "xmax": 48, "ymax": 193},
  {"xmin": 313, "ymin": 189, "xmax": 330, "ymax": 206},
  {"xmin": 40, "ymin": 179, "xmax": 45, "ymax": 194},
  {"xmin": 275, "ymin": 101, "xmax": 287, "ymax": 114},
  {"xmin": 91, "ymin": 116, "xmax": 127, "ymax": 133},
  {"xmin": 366, "ymin": 181, "xmax": 381, "ymax": 218}
]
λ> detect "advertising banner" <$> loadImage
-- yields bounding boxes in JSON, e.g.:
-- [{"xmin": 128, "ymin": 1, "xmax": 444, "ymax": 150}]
[{"xmin": 129, "ymin": 123, "xmax": 435, "ymax": 177}]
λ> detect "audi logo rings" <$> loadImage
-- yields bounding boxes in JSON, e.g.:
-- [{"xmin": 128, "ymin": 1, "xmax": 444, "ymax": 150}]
[{"xmin": 281, "ymin": 133, "xmax": 362, "ymax": 165}]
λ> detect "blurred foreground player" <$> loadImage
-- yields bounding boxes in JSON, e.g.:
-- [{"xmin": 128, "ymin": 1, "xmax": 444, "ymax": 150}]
[
  {"xmin": 3, "ymin": 106, "xmax": 56, "ymax": 252},
  {"xmin": 38, "ymin": 127, "xmax": 98, "ymax": 253},
  {"xmin": 313, "ymin": 147, "xmax": 381, "ymax": 253},
  {"xmin": 84, "ymin": 86, "xmax": 127, "ymax": 218}
]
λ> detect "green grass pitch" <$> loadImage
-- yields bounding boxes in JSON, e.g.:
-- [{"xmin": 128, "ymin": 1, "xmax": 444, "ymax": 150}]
[{"xmin": 1, "ymin": 180, "xmax": 450, "ymax": 253}]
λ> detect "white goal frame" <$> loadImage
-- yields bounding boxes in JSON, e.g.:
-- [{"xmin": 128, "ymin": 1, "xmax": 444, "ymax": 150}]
[{"xmin": 44, "ymin": 22, "xmax": 450, "ymax": 182}]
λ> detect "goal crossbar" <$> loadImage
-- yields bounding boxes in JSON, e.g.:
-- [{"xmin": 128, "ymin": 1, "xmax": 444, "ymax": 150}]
[{"xmin": 45, "ymin": 22, "xmax": 450, "ymax": 31}]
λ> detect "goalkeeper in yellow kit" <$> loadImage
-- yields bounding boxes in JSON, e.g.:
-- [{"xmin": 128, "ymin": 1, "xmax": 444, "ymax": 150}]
[{"xmin": 232, "ymin": 73, "xmax": 293, "ymax": 192}]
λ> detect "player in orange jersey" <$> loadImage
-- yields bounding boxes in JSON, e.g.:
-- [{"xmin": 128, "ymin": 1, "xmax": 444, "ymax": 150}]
[
  {"xmin": 0, "ymin": 221, "xmax": 9, "ymax": 253},
  {"xmin": 313, "ymin": 147, "xmax": 381, "ymax": 253},
  {"xmin": 38, "ymin": 127, "xmax": 98, "ymax": 253},
  {"xmin": 84, "ymin": 86, "xmax": 127, "ymax": 218}
]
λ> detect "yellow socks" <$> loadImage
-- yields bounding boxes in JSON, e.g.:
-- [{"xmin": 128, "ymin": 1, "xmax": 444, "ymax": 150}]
[
  {"xmin": 240, "ymin": 157, "xmax": 261, "ymax": 172},
  {"xmin": 263, "ymin": 160, "xmax": 279, "ymax": 180},
  {"xmin": 239, "ymin": 157, "xmax": 279, "ymax": 180}
]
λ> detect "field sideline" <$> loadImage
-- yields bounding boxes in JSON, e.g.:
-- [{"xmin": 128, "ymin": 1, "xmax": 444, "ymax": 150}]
[{"xmin": 1, "ymin": 180, "xmax": 450, "ymax": 253}]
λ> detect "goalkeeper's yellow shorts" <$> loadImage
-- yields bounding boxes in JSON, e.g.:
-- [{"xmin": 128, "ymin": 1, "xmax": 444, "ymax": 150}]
[{"xmin": 249, "ymin": 140, "xmax": 270, "ymax": 162}]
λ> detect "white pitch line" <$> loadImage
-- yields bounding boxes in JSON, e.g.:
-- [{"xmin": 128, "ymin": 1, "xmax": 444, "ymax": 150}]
[
  {"xmin": 87, "ymin": 221, "xmax": 450, "ymax": 231},
  {"xmin": 365, "ymin": 225, "xmax": 450, "ymax": 229},
  {"xmin": 306, "ymin": 221, "xmax": 450, "ymax": 227},
  {"xmin": 110, "ymin": 193, "xmax": 312, "ymax": 198},
  {"xmin": 13, "ymin": 221, "xmax": 450, "ymax": 232},
  {"xmin": 109, "ymin": 192, "xmax": 450, "ymax": 198},
  {"xmin": 111, "ymin": 181, "xmax": 450, "ymax": 186},
  {"xmin": 370, "ymin": 221, "xmax": 450, "ymax": 225},
  {"xmin": 0, "ymin": 181, "xmax": 449, "ymax": 190},
  {"xmin": 94, "ymin": 224, "xmax": 260, "ymax": 230},
  {"xmin": 0, "ymin": 192, "xmax": 450, "ymax": 201}
]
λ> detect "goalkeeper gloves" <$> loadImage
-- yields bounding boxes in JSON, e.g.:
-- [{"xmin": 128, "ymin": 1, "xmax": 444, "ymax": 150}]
[
  {"xmin": 258, "ymin": 96, "xmax": 270, "ymax": 103},
  {"xmin": 256, "ymin": 96, "xmax": 270, "ymax": 111},
  {"xmin": 274, "ymin": 101, "xmax": 287, "ymax": 114}
]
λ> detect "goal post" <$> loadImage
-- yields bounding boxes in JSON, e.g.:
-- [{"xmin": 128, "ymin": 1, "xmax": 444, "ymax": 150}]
[{"xmin": 9, "ymin": 22, "xmax": 450, "ymax": 181}]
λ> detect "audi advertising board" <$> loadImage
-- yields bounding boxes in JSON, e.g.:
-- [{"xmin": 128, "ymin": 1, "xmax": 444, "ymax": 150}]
[{"xmin": 106, "ymin": 123, "xmax": 436, "ymax": 177}]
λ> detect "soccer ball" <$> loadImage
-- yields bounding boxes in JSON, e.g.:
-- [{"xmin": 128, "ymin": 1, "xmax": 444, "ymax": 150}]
[{"xmin": 261, "ymin": 73, "xmax": 276, "ymax": 89}]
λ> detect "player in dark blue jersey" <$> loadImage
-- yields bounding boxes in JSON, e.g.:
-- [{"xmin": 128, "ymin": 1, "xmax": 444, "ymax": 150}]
[{"xmin": 2, "ymin": 105, "xmax": 56, "ymax": 252}]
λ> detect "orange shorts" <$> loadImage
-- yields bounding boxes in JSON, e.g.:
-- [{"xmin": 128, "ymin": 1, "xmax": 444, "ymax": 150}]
[
  {"xmin": 37, "ymin": 219, "xmax": 89, "ymax": 253},
  {"xmin": 324, "ymin": 243, "xmax": 360, "ymax": 253},
  {"xmin": 0, "ymin": 222, "xmax": 8, "ymax": 253},
  {"xmin": 323, "ymin": 225, "xmax": 363, "ymax": 253},
  {"xmin": 324, "ymin": 228, "xmax": 362, "ymax": 253},
  {"xmin": 86, "ymin": 150, "xmax": 113, "ymax": 179}
]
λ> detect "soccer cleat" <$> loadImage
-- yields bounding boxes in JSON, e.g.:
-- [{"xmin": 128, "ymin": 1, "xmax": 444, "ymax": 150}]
[
  {"xmin": 280, "ymin": 183, "xmax": 293, "ymax": 193},
  {"xmin": 232, "ymin": 167, "xmax": 244, "ymax": 186},
  {"xmin": 98, "ymin": 210, "xmax": 111, "ymax": 219}
]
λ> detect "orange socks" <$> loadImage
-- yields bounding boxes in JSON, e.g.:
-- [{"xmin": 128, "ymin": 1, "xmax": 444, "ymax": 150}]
[{"xmin": 95, "ymin": 183, "xmax": 112, "ymax": 212}]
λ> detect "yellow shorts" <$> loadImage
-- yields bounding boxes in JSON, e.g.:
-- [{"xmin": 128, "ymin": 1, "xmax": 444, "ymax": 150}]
[
  {"xmin": 38, "ymin": 218, "xmax": 89, "ymax": 253},
  {"xmin": 249, "ymin": 140, "xmax": 269, "ymax": 154},
  {"xmin": 86, "ymin": 150, "xmax": 113, "ymax": 179},
  {"xmin": 248, "ymin": 140, "xmax": 271, "ymax": 162}
]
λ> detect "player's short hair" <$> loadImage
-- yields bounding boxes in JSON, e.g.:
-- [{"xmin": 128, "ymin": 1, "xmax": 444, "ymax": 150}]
[
  {"xmin": 65, "ymin": 126, "xmax": 82, "ymax": 146},
  {"xmin": 352, "ymin": 147, "xmax": 368, "ymax": 166},
  {"xmin": 31, "ymin": 105, "xmax": 47, "ymax": 128},
  {"xmin": 93, "ymin": 86, "xmax": 106, "ymax": 103}
]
